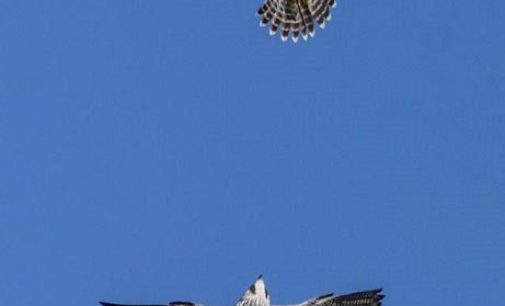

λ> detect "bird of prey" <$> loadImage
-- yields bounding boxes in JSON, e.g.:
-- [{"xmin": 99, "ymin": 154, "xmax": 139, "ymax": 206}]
[
  {"xmin": 99, "ymin": 275, "xmax": 385, "ymax": 306},
  {"xmin": 256, "ymin": 0, "xmax": 338, "ymax": 42}
]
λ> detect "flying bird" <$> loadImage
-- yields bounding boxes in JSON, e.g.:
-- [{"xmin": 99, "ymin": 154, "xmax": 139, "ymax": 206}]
[
  {"xmin": 257, "ymin": 0, "xmax": 338, "ymax": 42},
  {"xmin": 99, "ymin": 275, "xmax": 385, "ymax": 306}
]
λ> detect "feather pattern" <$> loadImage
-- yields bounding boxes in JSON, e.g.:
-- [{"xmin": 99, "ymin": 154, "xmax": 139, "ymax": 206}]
[
  {"xmin": 292, "ymin": 289, "xmax": 385, "ymax": 306},
  {"xmin": 257, "ymin": 0, "xmax": 337, "ymax": 42}
]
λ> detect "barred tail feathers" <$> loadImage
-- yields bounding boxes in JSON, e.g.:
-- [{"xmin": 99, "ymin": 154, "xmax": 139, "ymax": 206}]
[{"xmin": 257, "ymin": 0, "xmax": 337, "ymax": 42}]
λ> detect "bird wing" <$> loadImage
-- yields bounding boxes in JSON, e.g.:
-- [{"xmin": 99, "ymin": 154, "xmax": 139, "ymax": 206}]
[
  {"xmin": 301, "ymin": 289, "xmax": 384, "ymax": 306},
  {"xmin": 275, "ymin": 289, "xmax": 385, "ymax": 306},
  {"xmin": 100, "ymin": 301, "xmax": 203, "ymax": 306},
  {"xmin": 99, "ymin": 303, "xmax": 167, "ymax": 306}
]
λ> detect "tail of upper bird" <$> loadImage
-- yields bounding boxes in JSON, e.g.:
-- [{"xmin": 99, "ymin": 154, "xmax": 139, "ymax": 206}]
[{"xmin": 257, "ymin": 0, "xmax": 337, "ymax": 42}]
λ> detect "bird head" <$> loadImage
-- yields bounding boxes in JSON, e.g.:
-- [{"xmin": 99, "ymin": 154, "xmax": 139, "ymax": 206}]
[{"xmin": 236, "ymin": 275, "xmax": 271, "ymax": 306}]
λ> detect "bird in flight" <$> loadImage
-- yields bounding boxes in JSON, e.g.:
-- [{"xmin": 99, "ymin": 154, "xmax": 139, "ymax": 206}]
[
  {"xmin": 99, "ymin": 275, "xmax": 385, "ymax": 306},
  {"xmin": 257, "ymin": 0, "xmax": 338, "ymax": 42}
]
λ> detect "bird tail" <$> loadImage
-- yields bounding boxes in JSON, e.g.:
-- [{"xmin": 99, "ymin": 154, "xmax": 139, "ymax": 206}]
[{"xmin": 257, "ymin": 0, "xmax": 337, "ymax": 42}]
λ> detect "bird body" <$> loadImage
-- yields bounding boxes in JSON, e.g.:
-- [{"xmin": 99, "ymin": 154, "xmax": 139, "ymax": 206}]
[{"xmin": 99, "ymin": 275, "xmax": 384, "ymax": 306}]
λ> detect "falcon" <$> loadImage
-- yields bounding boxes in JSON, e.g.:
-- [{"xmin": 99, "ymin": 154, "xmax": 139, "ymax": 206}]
[
  {"xmin": 256, "ymin": 0, "xmax": 338, "ymax": 42},
  {"xmin": 99, "ymin": 275, "xmax": 385, "ymax": 306}
]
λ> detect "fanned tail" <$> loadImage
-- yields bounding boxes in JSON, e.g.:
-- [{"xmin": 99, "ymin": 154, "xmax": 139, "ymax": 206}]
[{"xmin": 257, "ymin": 0, "xmax": 337, "ymax": 42}]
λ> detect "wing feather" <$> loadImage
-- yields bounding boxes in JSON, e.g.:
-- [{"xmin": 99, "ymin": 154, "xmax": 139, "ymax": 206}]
[
  {"xmin": 100, "ymin": 303, "xmax": 167, "ymax": 306},
  {"xmin": 276, "ymin": 289, "xmax": 385, "ymax": 306},
  {"xmin": 100, "ymin": 301, "xmax": 202, "ymax": 306},
  {"xmin": 330, "ymin": 289, "xmax": 385, "ymax": 306}
]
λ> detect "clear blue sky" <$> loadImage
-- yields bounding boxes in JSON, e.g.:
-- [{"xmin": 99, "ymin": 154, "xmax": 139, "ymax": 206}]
[{"xmin": 1, "ymin": 1, "xmax": 504, "ymax": 306}]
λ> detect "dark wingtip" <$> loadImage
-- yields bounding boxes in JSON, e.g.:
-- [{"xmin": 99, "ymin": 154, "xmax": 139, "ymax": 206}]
[
  {"xmin": 369, "ymin": 288, "xmax": 384, "ymax": 296},
  {"xmin": 99, "ymin": 303, "xmax": 128, "ymax": 306},
  {"xmin": 257, "ymin": 274, "xmax": 263, "ymax": 280},
  {"xmin": 170, "ymin": 302, "xmax": 197, "ymax": 306},
  {"xmin": 316, "ymin": 293, "xmax": 334, "ymax": 300}
]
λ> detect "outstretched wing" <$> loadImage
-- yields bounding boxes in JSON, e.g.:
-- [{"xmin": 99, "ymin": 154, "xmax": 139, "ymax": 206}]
[
  {"xmin": 100, "ymin": 301, "xmax": 203, "ymax": 306},
  {"xmin": 257, "ymin": 0, "xmax": 337, "ymax": 42},
  {"xmin": 100, "ymin": 303, "xmax": 167, "ymax": 306},
  {"xmin": 293, "ymin": 289, "xmax": 385, "ymax": 306}
]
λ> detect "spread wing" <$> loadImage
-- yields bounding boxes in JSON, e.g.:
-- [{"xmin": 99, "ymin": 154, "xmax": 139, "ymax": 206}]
[
  {"xmin": 289, "ymin": 289, "xmax": 385, "ymax": 306},
  {"xmin": 100, "ymin": 303, "xmax": 167, "ymax": 306},
  {"xmin": 100, "ymin": 301, "xmax": 203, "ymax": 306}
]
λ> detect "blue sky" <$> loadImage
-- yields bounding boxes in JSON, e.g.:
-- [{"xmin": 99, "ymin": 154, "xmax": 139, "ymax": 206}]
[{"xmin": 0, "ymin": 1, "xmax": 504, "ymax": 306}]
